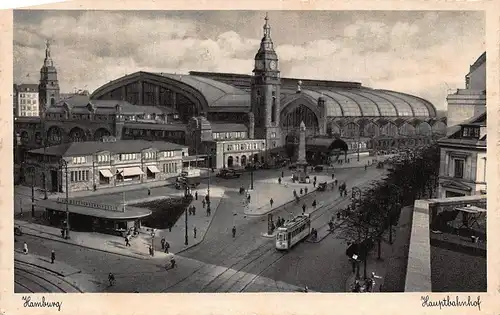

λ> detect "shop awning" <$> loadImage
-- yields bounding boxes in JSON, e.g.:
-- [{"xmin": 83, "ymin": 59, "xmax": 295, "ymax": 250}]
[
  {"xmin": 99, "ymin": 169, "xmax": 114, "ymax": 178},
  {"xmin": 147, "ymin": 165, "xmax": 160, "ymax": 173},
  {"xmin": 118, "ymin": 167, "xmax": 144, "ymax": 177}
]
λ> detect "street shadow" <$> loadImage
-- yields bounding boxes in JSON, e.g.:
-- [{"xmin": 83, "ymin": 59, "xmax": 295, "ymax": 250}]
[{"xmin": 37, "ymin": 257, "xmax": 52, "ymax": 263}]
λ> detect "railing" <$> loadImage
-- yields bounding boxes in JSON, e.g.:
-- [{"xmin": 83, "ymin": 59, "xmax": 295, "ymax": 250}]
[{"xmin": 56, "ymin": 197, "xmax": 123, "ymax": 212}]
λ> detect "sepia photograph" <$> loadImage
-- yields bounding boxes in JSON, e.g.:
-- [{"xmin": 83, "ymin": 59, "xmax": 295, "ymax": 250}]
[{"xmin": 10, "ymin": 8, "xmax": 488, "ymax": 296}]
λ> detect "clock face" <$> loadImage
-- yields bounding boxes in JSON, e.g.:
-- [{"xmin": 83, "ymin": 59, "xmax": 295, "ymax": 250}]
[
  {"xmin": 255, "ymin": 60, "xmax": 264, "ymax": 70},
  {"xmin": 269, "ymin": 60, "xmax": 277, "ymax": 70}
]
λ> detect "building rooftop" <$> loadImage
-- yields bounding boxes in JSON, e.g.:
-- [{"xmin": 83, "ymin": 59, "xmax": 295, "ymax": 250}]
[
  {"xmin": 36, "ymin": 198, "xmax": 152, "ymax": 220},
  {"xmin": 28, "ymin": 140, "xmax": 187, "ymax": 157},
  {"xmin": 17, "ymin": 84, "xmax": 39, "ymax": 92},
  {"xmin": 89, "ymin": 71, "xmax": 437, "ymax": 119},
  {"xmin": 210, "ymin": 122, "xmax": 248, "ymax": 133},
  {"xmin": 406, "ymin": 196, "xmax": 487, "ymax": 292}
]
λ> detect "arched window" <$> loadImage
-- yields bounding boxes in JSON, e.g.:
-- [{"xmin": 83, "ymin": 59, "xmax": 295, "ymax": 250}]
[{"xmin": 50, "ymin": 97, "xmax": 55, "ymax": 106}]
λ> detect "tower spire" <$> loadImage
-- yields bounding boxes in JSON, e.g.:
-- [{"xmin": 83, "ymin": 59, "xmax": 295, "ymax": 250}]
[
  {"xmin": 263, "ymin": 12, "xmax": 271, "ymax": 38},
  {"xmin": 44, "ymin": 39, "xmax": 53, "ymax": 67}
]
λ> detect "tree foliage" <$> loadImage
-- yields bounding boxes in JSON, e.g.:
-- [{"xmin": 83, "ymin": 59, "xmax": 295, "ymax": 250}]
[{"xmin": 337, "ymin": 144, "xmax": 440, "ymax": 248}]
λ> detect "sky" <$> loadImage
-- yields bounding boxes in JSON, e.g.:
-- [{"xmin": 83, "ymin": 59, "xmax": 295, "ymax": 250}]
[{"xmin": 13, "ymin": 10, "xmax": 485, "ymax": 110}]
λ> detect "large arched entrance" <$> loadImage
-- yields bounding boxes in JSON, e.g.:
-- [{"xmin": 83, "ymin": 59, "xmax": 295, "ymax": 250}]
[
  {"xmin": 241, "ymin": 155, "xmax": 247, "ymax": 166},
  {"xmin": 227, "ymin": 156, "xmax": 234, "ymax": 168},
  {"xmin": 69, "ymin": 127, "xmax": 87, "ymax": 142},
  {"xmin": 94, "ymin": 128, "xmax": 112, "ymax": 141},
  {"xmin": 47, "ymin": 126, "xmax": 63, "ymax": 145},
  {"xmin": 281, "ymin": 104, "xmax": 320, "ymax": 138}
]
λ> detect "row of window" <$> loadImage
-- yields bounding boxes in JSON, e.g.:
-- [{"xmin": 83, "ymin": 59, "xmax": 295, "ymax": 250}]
[
  {"xmin": 124, "ymin": 128, "xmax": 185, "ymax": 139},
  {"xmin": 162, "ymin": 163, "xmax": 178, "ymax": 174},
  {"xmin": 120, "ymin": 153, "xmax": 139, "ymax": 161},
  {"xmin": 18, "ymin": 93, "xmax": 37, "ymax": 98},
  {"xmin": 213, "ymin": 132, "xmax": 248, "ymax": 140},
  {"xmin": 226, "ymin": 142, "xmax": 264, "ymax": 152},
  {"xmin": 462, "ymin": 127, "xmax": 480, "ymax": 139},
  {"xmin": 20, "ymin": 105, "xmax": 38, "ymax": 111},
  {"xmin": 70, "ymin": 170, "xmax": 90, "ymax": 182},
  {"xmin": 73, "ymin": 151, "xmax": 179, "ymax": 165},
  {"xmin": 20, "ymin": 99, "xmax": 38, "ymax": 105},
  {"xmin": 19, "ymin": 112, "xmax": 38, "ymax": 117}
]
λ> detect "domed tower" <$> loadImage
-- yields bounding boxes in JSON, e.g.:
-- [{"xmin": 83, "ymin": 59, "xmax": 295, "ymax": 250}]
[
  {"xmin": 38, "ymin": 40, "xmax": 60, "ymax": 116},
  {"xmin": 251, "ymin": 13, "xmax": 281, "ymax": 157}
]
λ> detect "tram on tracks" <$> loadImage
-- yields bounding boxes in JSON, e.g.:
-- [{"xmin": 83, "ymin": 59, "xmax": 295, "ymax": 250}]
[{"xmin": 275, "ymin": 214, "xmax": 311, "ymax": 250}]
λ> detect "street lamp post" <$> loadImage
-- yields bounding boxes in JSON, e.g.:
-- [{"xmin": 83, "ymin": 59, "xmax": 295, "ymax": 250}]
[
  {"xmin": 250, "ymin": 166, "xmax": 254, "ymax": 190},
  {"xmin": 60, "ymin": 158, "xmax": 70, "ymax": 239},
  {"xmin": 206, "ymin": 159, "xmax": 211, "ymax": 214},
  {"xmin": 184, "ymin": 183, "xmax": 189, "ymax": 246}
]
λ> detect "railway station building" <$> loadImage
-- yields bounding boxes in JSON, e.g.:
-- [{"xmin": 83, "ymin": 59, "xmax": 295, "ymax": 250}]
[{"xmin": 15, "ymin": 15, "xmax": 447, "ymax": 170}]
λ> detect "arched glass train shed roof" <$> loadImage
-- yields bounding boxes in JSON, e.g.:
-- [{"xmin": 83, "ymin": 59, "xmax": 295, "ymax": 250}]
[{"xmin": 90, "ymin": 71, "xmax": 437, "ymax": 118}]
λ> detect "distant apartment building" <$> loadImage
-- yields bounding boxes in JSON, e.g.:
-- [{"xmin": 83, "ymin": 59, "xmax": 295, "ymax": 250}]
[
  {"xmin": 446, "ymin": 52, "xmax": 486, "ymax": 129},
  {"xmin": 437, "ymin": 112, "xmax": 486, "ymax": 198},
  {"xmin": 16, "ymin": 84, "xmax": 40, "ymax": 117}
]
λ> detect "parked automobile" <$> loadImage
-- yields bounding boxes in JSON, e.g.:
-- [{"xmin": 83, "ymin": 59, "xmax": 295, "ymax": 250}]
[
  {"xmin": 175, "ymin": 176, "xmax": 201, "ymax": 189},
  {"xmin": 317, "ymin": 182, "xmax": 328, "ymax": 191},
  {"xmin": 216, "ymin": 169, "xmax": 241, "ymax": 179},
  {"xmin": 314, "ymin": 165, "xmax": 324, "ymax": 172}
]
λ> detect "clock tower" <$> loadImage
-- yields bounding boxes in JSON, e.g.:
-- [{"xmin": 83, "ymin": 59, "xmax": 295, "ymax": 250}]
[
  {"xmin": 38, "ymin": 40, "xmax": 60, "ymax": 117},
  {"xmin": 251, "ymin": 13, "xmax": 281, "ymax": 158}
]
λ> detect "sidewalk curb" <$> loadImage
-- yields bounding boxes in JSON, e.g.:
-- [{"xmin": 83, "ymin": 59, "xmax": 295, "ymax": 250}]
[
  {"xmin": 174, "ymin": 191, "xmax": 226, "ymax": 255},
  {"xmin": 243, "ymin": 187, "xmax": 325, "ymax": 217},
  {"xmin": 20, "ymin": 228, "xmax": 149, "ymax": 261}
]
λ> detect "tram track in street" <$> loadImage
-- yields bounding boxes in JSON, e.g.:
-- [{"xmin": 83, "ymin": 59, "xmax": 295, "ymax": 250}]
[
  {"xmin": 14, "ymin": 261, "xmax": 83, "ymax": 293},
  {"xmin": 165, "ymin": 170, "xmax": 384, "ymax": 292}
]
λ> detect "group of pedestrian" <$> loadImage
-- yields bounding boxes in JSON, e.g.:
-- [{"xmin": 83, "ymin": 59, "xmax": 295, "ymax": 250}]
[
  {"xmin": 188, "ymin": 205, "xmax": 197, "ymax": 215},
  {"xmin": 160, "ymin": 237, "xmax": 171, "ymax": 253},
  {"xmin": 275, "ymin": 216, "xmax": 286, "ymax": 228},
  {"xmin": 339, "ymin": 182, "xmax": 348, "ymax": 197},
  {"xmin": 22, "ymin": 242, "xmax": 56, "ymax": 264},
  {"xmin": 352, "ymin": 272, "xmax": 382, "ymax": 293}
]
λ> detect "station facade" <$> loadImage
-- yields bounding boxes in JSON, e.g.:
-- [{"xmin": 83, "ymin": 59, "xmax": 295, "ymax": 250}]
[{"xmin": 15, "ymin": 15, "xmax": 447, "ymax": 169}]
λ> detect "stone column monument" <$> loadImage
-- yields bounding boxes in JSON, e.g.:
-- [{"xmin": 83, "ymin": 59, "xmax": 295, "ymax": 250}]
[{"xmin": 296, "ymin": 121, "xmax": 308, "ymax": 173}]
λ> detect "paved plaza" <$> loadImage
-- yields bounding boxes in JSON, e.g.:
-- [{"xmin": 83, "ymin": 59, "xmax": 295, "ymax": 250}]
[{"xmin": 14, "ymin": 162, "xmax": 399, "ymax": 293}]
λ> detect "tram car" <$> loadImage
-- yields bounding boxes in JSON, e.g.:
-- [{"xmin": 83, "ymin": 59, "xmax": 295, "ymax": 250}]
[{"xmin": 275, "ymin": 214, "xmax": 311, "ymax": 250}]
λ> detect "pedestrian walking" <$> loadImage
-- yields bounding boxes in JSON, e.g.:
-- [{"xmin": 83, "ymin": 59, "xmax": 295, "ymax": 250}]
[
  {"xmin": 193, "ymin": 226, "xmax": 197, "ymax": 239},
  {"xmin": 192, "ymin": 205, "xmax": 196, "ymax": 215},
  {"xmin": 207, "ymin": 207, "xmax": 211, "ymax": 216},
  {"xmin": 293, "ymin": 189, "xmax": 297, "ymax": 197},
  {"xmin": 335, "ymin": 179, "xmax": 338, "ymax": 186},
  {"xmin": 313, "ymin": 176, "xmax": 317, "ymax": 182},
  {"xmin": 247, "ymin": 194, "xmax": 251, "ymax": 203},
  {"xmin": 312, "ymin": 200, "xmax": 317, "ymax": 209},
  {"xmin": 364, "ymin": 164, "xmax": 367, "ymax": 171},
  {"xmin": 313, "ymin": 181, "xmax": 316, "ymax": 188},
  {"xmin": 300, "ymin": 188, "xmax": 303, "ymax": 195},
  {"xmin": 23, "ymin": 242, "xmax": 28, "ymax": 255},
  {"xmin": 161, "ymin": 237, "xmax": 166, "ymax": 249},
  {"xmin": 281, "ymin": 171, "xmax": 284, "ymax": 178},
  {"xmin": 164, "ymin": 241, "xmax": 170, "ymax": 253},
  {"xmin": 302, "ymin": 204, "xmax": 306, "ymax": 214},
  {"xmin": 270, "ymin": 198, "xmax": 274, "ymax": 208},
  {"xmin": 148, "ymin": 188, "xmax": 151, "ymax": 196},
  {"xmin": 50, "ymin": 250, "xmax": 55, "ymax": 264},
  {"xmin": 149, "ymin": 245, "xmax": 154, "ymax": 256},
  {"xmin": 108, "ymin": 273, "xmax": 115, "ymax": 286},
  {"xmin": 305, "ymin": 187, "xmax": 308, "ymax": 194},
  {"xmin": 195, "ymin": 191, "xmax": 198, "ymax": 200},
  {"xmin": 125, "ymin": 235, "xmax": 131, "ymax": 247},
  {"xmin": 202, "ymin": 199, "xmax": 206, "ymax": 208},
  {"xmin": 232, "ymin": 226, "xmax": 236, "ymax": 238},
  {"xmin": 331, "ymin": 173, "xmax": 335, "ymax": 179},
  {"xmin": 278, "ymin": 177, "xmax": 282, "ymax": 184}
]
